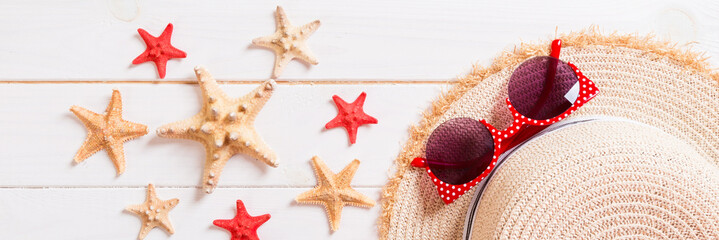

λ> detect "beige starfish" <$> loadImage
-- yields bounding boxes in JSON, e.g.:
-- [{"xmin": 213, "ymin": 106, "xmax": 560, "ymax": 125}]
[
  {"xmin": 70, "ymin": 89, "xmax": 148, "ymax": 175},
  {"xmin": 295, "ymin": 156, "xmax": 375, "ymax": 231},
  {"xmin": 157, "ymin": 66, "xmax": 278, "ymax": 194},
  {"xmin": 252, "ymin": 5, "xmax": 320, "ymax": 78},
  {"xmin": 126, "ymin": 184, "xmax": 179, "ymax": 240}
]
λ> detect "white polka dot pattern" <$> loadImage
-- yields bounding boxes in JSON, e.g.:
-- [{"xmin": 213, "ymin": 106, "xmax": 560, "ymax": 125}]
[{"xmin": 412, "ymin": 62, "xmax": 599, "ymax": 204}]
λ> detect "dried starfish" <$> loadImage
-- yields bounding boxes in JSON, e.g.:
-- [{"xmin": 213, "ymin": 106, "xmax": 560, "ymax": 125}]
[
  {"xmin": 132, "ymin": 23, "xmax": 187, "ymax": 79},
  {"xmin": 157, "ymin": 66, "xmax": 278, "ymax": 194},
  {"xmin": 70, "ymin": 89, "xmax": 148, "ymax": 175},
  {"xmin": 213, "ymin": 200, "xmax": 270, "ymax": 240},
  {"xmin": 252, "ymin": 6, "xmax": 320, "ymax": 78},
  {"xmin": 325, "ymin": 92, "xmax": 377, "ymax": 144},
  {"xmin": 295, "ymin": 156, "xmax": 375, "ymax": 231},
  {"xmin": 125, "ymin": 184, "xmax": 179, "ymax": 240}
]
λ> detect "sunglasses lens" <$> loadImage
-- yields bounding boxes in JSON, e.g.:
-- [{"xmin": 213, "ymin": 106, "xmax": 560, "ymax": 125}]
[
  {"xmin": 508, "ymin": 56, "xmax": 579, "ymax": 120},
  {"xmin": 425, "ymin": 118, "xmax": 494, "ymax": 185}
]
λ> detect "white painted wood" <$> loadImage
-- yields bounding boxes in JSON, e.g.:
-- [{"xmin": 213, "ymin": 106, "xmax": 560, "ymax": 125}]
[
  {"xmin": 3, "ymin": 0, "xmax": 719, "ymax": 239},
  {"xmin": 0, "ymin": 187, "xmax": 381, "ymax": 239},
  {"xmin": 0, "ymin": 83, "xmax": 443, "ymax": 187},
  {"xmin": 0, "ymin": 0, "xmax": 717, "ymax": 80}
]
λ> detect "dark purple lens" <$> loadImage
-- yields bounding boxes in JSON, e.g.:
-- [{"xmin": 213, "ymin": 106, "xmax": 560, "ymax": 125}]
[
  {"xmin": 508, "ymin": 56, "xmax": 579, "ymax": 120},
  {"xmin": 425, "ymin": 118, "xmax": 494, "ymax": 185}
]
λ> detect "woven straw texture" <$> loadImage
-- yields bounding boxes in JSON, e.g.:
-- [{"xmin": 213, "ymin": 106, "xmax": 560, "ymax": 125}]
[
  {"xmin": 471, "ymin": 120, "xmax": 719, "ymax": 239},
  {"xmin": 380, "ymin": 30, "xmax": 719, "ymax": 240}
]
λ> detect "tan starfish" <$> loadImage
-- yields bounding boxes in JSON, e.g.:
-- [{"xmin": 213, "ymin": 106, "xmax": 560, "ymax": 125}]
[
  {"xmin": 70, "ymin": 89, "xmax": 148, "ymax": 175},
  {"xmin": 126, "ymin": 184, "xmax": 179, "ymax": 240},
  {"xmin": 295, "ymin": 156, "xmax": 375, "ymax": 231},
  {"xmin": 157, "ymin": 66, "xmax": 278, "ymax": 194},
  {"xmin": 252, "ymin": 5, "xmax": 320, "ymax": 78}
]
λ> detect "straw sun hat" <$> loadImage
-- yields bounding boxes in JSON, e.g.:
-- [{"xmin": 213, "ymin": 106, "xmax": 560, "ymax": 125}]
[{"xmin": 380, "ymin": 29, "xmax": 719, "ymax": 239}]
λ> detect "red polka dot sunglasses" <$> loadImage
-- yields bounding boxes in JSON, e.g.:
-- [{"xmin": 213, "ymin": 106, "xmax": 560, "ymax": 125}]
[{"xmin": 411, "ymin": 39, "xmax": 599, "ymax": 204}]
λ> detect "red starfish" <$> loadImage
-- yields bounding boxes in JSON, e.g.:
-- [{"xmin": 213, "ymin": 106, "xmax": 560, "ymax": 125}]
[
  {"xmin": 132, "ymin": 23, "xmax": 186, "ymax": 79},
  {"xmin": 213, "ymin": 200, "xmax": 270, "ymax": 240},
  {"xmin": 325, "ymin": 92, "xmax": 378, "ymax": 144}
]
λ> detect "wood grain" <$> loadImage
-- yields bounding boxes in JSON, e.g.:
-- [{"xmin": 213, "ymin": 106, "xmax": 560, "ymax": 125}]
[
  {"xmin": 0, "ymin": 187, "xmax": 381, "ymax": 239},
  {"xmin": 0, "ymin": 0, "xmax": 716, "ymax": 80},
  {"xmin": 0, "ymin": 83, "xmax": 442, "ymax": 187}
]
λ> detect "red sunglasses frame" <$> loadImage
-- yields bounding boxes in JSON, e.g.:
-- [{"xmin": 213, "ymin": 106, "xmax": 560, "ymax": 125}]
[{"xmin": 411, "ymin": 40, "xmax": 599, "ymax": 204}]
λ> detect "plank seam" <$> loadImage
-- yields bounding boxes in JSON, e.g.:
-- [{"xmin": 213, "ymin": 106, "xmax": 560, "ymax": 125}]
[
  {"xmin": 0, "ymin": 79, "xmax": 455, "ymax": 85},
  {"xmin": 0, "ymin": 185, "xmax": 383, "ymax": 189}
]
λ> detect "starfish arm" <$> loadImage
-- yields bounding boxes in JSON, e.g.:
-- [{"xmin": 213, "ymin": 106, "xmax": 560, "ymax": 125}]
[
  {"xmin": 253, "ymin": 214, "xmax": 271, "ymax": 227},
  {"xmin": 72, "ymin": 136, "xmax": 103, "ymax": 163},
  {"xmin": 310, "ymin": 156, "xmax": 337, "ymax": 187},
  {"xmin": 158, "ymin": 217, "xmax": 175, "ymax": 235},
  {"xmin": 354, "ymin": 93, "xmax": 378, "ymax": 124},
  {"xmin": 70, "ymin": 106, "xmax": 105, "ymax": 130},
  {"xmin": 212, "ymin": 218, "xmax": 233, "ymax": 230},
  {"xmin": 251, "ymin": 35, "xmax": 280, "ymax": 50},
  {"xmin": 146, "ymin": 184, "xmax": 157, "ymax": 201},
  {"xmin": 352, "ymin": 92, "xmax": 367, "ymax": 106},
  {"xmin": 299, "ymin": 20, "xmax": 321, "ymax": 38},
  {"xmin": 244, "ymin": 214, "xmax": 271, "ymax": 240},
  {"xmin": 156, "ymin": 114, "xmax": 204, "ymax": 141},
  {"xmin": 153, "ymin": 57, "xmax": 169, "ymax": 79},
  {"xmin": 331, "ymin": 95, "xmax": 350, "ymax": 113},
  {"xmin": 158, "ymin": 23, "xmax": 174, "ymax": 42},
  {"xmin": 358, "ymin": 114, "xmax": 378, "ymax": 125},
  {"xmin": 117, "ymin": 120, "xmax": 149, "ymax": 140},
  {"xmin": 272, "ymin": 52, "xmax": 294, "ymax": 78},
  {"xmin": 202, "ymin": 149, "xmax": 230, "ymax": 194},
  {"xmin": 294, "ymin": 188, "xmax": 322, "ymax": 203},
  {"xmin": 155, "ymin": 198, "xmax": 179, "ymax": 236},
  {"xmin": 105, "ymin": 141, "xmax": 126, "ymax": 175},
  {"xmin": 339, "ymin": 189, "xmax": 376, "ymax": 208},
  {"xmin": 194, "ymin": 66, "xmax": 230, "ymax": 100},
  {"xmin": 293, "ymin": 47, "xmax": 319, "ymax": 65},
  {"xmin": 345, "ymin": 123, "xmax": 359, "ymax": 144},
  {"xmin": 236, "ymin": 129, "xmax": 278, "ymax": 168},
  {"xmin": 132, "ymin": 51, "xmax": 151, "ymax": 64},
  {"xmin": 235, "ymin": 200, "xmax": 250, "ymax": 218},
  {"xmin": 241, "ymin": 80, "xmax": 276, "ymax": 123},
  {"xmin": 125, "ymin": 204, "xmax": 144, "ymax": 215},
  {"xmin": 165, "ymin": 45, "xmax": 187, "ymax": 59},
  {"xmin": 274, "ymin": 6, "xmax": 290, "ymax": 30},
  {"xmin": 164, "ymin": 198, "xmax": 180, "ymax": 210},
  {"xmin": 157, "ymin": 202, "xmax": 178, "ymax": 235},
  {"xmin": 137, "ymin": 224, "xmax": 152, "ymax": 240},
  {"xmin": 125, "ymin": 203, "xmax": 153, "ymax": 240},
  {"xmin": 69, "ymin": 106, "xmax": 107, "ymax": 163},
  {"xmin": 106, "ymin": 90, "xmax": 123, "ymax": 119},
  {"xmin": 136, "ymin": 28, "xmax": 156, "ymax": 47},
  {"xmin": 336, "ymin": 159, "xmax": 360, "ymax": 186},
  {"xmin": 325, "ymin": 200, "xmax": 344, "ymax": 231},
  {"xmin": 324, "ymin": 116, "xmax": 344, "ymax": 129}
]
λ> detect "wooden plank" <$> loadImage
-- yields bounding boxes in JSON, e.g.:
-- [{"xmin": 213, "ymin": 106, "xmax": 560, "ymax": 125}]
[
  {"xmin": 0, "ymin": 0, "xmax": 716, "ymax": 80},
  {"xmin": 0, "ymin": 83, "xmax": 443, "ymax": 187},
  {"xmin": 0, "ymin": 187, "xmax": 381, "ymax": 239}
]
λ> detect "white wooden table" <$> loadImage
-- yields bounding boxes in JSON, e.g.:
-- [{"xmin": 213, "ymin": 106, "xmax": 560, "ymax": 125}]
[{"xmin": 1, "ymin": 0, "xmax": 717, "ymax": 239}]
